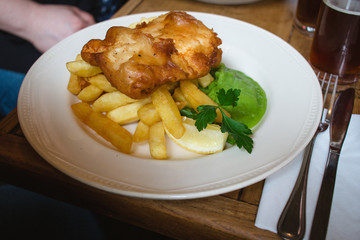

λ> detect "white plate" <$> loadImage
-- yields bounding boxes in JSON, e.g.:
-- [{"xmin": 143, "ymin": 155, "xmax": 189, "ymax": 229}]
[{"xmin": 18, "ymin": 12, "xmax": 322, "ymax": 200}]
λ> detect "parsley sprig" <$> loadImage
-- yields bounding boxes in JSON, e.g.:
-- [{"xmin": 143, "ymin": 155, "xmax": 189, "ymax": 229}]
[{"xmin": 181, "ymin": 88, "xmax": 253, "ymax": 153}]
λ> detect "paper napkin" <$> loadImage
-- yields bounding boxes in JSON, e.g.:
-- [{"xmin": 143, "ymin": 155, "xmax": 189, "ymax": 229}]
[{"xmin": 255, "ymin": 114, "xmax": 360, "ymax": 240}]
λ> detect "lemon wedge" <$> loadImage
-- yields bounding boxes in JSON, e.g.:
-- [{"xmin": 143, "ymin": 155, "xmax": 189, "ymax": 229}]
[{"xmin": 165, "ymin": 117, "xmax": 228, "ymax": 154}]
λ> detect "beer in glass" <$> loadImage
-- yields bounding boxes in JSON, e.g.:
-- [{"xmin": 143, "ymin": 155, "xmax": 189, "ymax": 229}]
[
  {"xmin": 294, "ymin": 0, "xmax": 322, "ymax": 35},
  {"xmin": 309, "ymin": 0, "xmax": 360, "ymax": 84}
]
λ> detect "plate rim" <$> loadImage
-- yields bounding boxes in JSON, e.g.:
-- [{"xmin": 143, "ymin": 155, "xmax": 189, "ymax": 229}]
[{"xmin": 17, "ymin": 11, "xmax": 322, "ymax": 200}]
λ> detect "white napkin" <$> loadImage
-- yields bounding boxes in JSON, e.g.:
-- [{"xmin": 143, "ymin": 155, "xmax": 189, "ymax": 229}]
[{"xmin": 255, "ymin": 114, "xmax": 360, "ymax": 240}]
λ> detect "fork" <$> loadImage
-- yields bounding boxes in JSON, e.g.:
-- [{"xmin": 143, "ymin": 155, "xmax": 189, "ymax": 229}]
[{"xmin": 277, "ymin": 73, "xmax": 339, "ymax": 240}]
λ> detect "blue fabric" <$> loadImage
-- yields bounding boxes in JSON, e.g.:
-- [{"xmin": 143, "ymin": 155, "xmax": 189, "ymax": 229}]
[
  {"xmin": 97, "ymin": 0, "xmax": 123, "ymax": 22},
  {"xmin": 0, "ymin": 68, "xmax": 25, "ymax": 118}
]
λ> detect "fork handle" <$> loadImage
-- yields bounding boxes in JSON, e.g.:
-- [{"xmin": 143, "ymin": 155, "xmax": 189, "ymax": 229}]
[{"xmin": 277, "ymin": 135, "xmax": 317, "ymax": 240}]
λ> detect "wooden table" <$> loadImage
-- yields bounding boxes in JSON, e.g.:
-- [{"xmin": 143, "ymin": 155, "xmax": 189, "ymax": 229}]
[{"xmin": 1, "ymin": 0, "xmax": 359, "ymax": 239}]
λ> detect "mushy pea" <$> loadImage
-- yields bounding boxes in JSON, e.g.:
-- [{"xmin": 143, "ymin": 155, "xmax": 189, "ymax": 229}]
[{"xmin": 202, "ymin": 64, "xmax": 267, "ymax": 128}]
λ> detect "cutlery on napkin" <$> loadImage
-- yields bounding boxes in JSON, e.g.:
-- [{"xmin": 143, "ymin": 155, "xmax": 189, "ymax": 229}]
[
  {"xmin": 309, "ymin": 88, "xmax": 354, "ymax": 240},
  {"xmin": 255, "ymin": 114, "xmax": 360, "ymax": 240}
]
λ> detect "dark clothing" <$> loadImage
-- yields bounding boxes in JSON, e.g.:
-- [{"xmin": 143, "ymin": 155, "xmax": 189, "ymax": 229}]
[
  {"xmin": 0, "ymin": 32, "xmax": 41, "ymax": 73},
  {"xmin": 0, "ymin": 184, "xmax": 105, "ymax": 240}
]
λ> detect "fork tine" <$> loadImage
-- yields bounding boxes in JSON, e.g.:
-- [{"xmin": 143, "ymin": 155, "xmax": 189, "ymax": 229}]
[
  {"xmin": 325, "ymin": 74, "xmax": 339, "ymax": 122},
  {"xmin": 319, "ymin": 73, "xmax": 338, "ymax": 124},
  {"xmin": 326, "ymin": 75, "xmax": 338, "ymax": 116},
  {"xmin": 320, "ymin": 72, "xmax": 326, "ymax": 90},
  {"xmin": 319, "ymin": 72, "xmax": 329, "ymax": 121},
  {"xmin": 322, "ymin": 72, "xmax": 331, "ymax": 105}
]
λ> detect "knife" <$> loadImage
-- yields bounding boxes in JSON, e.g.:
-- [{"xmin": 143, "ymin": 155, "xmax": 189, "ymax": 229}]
[{"xmin": 309, "ymin": 88, "xmax": 355, "ymax": 240}]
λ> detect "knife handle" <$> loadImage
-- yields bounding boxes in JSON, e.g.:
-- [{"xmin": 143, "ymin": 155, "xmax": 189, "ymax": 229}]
[{"xmin": 309, "ymin": 149, "xmax": 339, "ymax": 240}]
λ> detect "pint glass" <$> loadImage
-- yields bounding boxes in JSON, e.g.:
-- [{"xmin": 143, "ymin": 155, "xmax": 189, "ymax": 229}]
[{"xmin": 309, "ymin": 0, "xmax": 360, "ymax": 84}]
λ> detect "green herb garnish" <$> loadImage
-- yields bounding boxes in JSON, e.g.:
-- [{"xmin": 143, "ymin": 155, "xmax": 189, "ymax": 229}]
[{"xmin": 182, "ymin": 88, "xmax": 253, "ymax": 153}]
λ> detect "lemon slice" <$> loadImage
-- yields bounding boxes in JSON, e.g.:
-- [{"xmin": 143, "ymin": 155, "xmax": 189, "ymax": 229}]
[{"xmin": 165, "ymin": 117, "xmax": 228, "ymax": 154}]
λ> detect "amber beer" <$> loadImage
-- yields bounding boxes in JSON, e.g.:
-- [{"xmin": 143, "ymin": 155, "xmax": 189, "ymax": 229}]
[
  {"xmin": 309, "ymin": 0, "xmax": 360, "ymax": 84},
  {"xmin": 295, "ymin": 0, "xmax": 322, "ymax": 34}
]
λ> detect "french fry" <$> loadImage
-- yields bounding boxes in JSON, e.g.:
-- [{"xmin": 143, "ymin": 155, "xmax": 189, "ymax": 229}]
[
  {"xmin": 137, "ymin": 103, "xmax": 161, "ymax": 126},
  {"xmin": 107, "ymin": 97, "xmax": 151, "ymax": 125},
  {"xmin": 198, "ymin": 73, "xmax": 214, "ymax": 88},
  {"xmin": 77, "ymin": 84, "xmax": 103, "ymax": 102},
  {"xmin": 191, "ymin": 79, "xmax": 199, "ymax": 87},
  {"xmin": 75, "ymin": 54, "xmax": 83, "ymax": 61},
  {"xmin": 172, "ymin": 87, "xmax": 190, "ymax": 107},
  {"xmin": 163, "ymin": 82, "xmax": 179, "ymax": 92},
  {"xmin": 93, "ymin": 91, "xmax": 139, "ymax": 112},
  {"xmin": 180, "ymin": 80, "xmax": 230, "ymax": 123},
  {"xmin": 67, "ymin": 73, "xmax": 82, "ymax": 95},
  {"xmin": 67, "ymin": 54, "xmax": 89, "ymax": 95},
  {"xmin": 133, "ymin": 121, "xmax": 150, "ymax": 143},
  {"xmin": 87, "ymin": 74, "xmax": 117, "ymax": 92},
  {"xmin": 149, "ymin": 121, "xmax": 167, "ymax": 160},
  {"xmin": 175, "ymin": 101, "xmax": 187, "ymax": 110},
  {"xmin": 66, "ymin": 60, "xmax": 102, "ymax": 77},
  {"xmin": 151, "ymin": 86, "xmax": 185, "ymax": 139},
  {"xmin": 71, "ymin": 102, "xmax": 132, "ymax": 154}
]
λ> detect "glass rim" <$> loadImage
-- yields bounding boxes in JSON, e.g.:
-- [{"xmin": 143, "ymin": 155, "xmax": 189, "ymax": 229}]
[{"xmin": 324, "ymin": 0, "xmax": 360, "ymax": 15}]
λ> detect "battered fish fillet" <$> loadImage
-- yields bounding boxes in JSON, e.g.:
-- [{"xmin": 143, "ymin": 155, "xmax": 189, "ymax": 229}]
[{"xmin": 81, "ymin": 11, "xmax": 222, "ymax": 99}]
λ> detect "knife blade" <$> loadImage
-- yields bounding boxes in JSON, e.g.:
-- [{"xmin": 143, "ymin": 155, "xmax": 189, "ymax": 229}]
[{"xmin": 309, "ymin": 88, "xmax": 355, "ymax": 240}]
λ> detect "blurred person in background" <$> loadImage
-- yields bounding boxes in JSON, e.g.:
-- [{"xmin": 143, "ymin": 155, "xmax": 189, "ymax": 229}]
[
  {"xmin": 0, "ymin": 0, "xmax": 126, "ymax": 118},
  {"xmin": 0, "ymin": 0, "xmax": 128, "ymax": 239}
]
